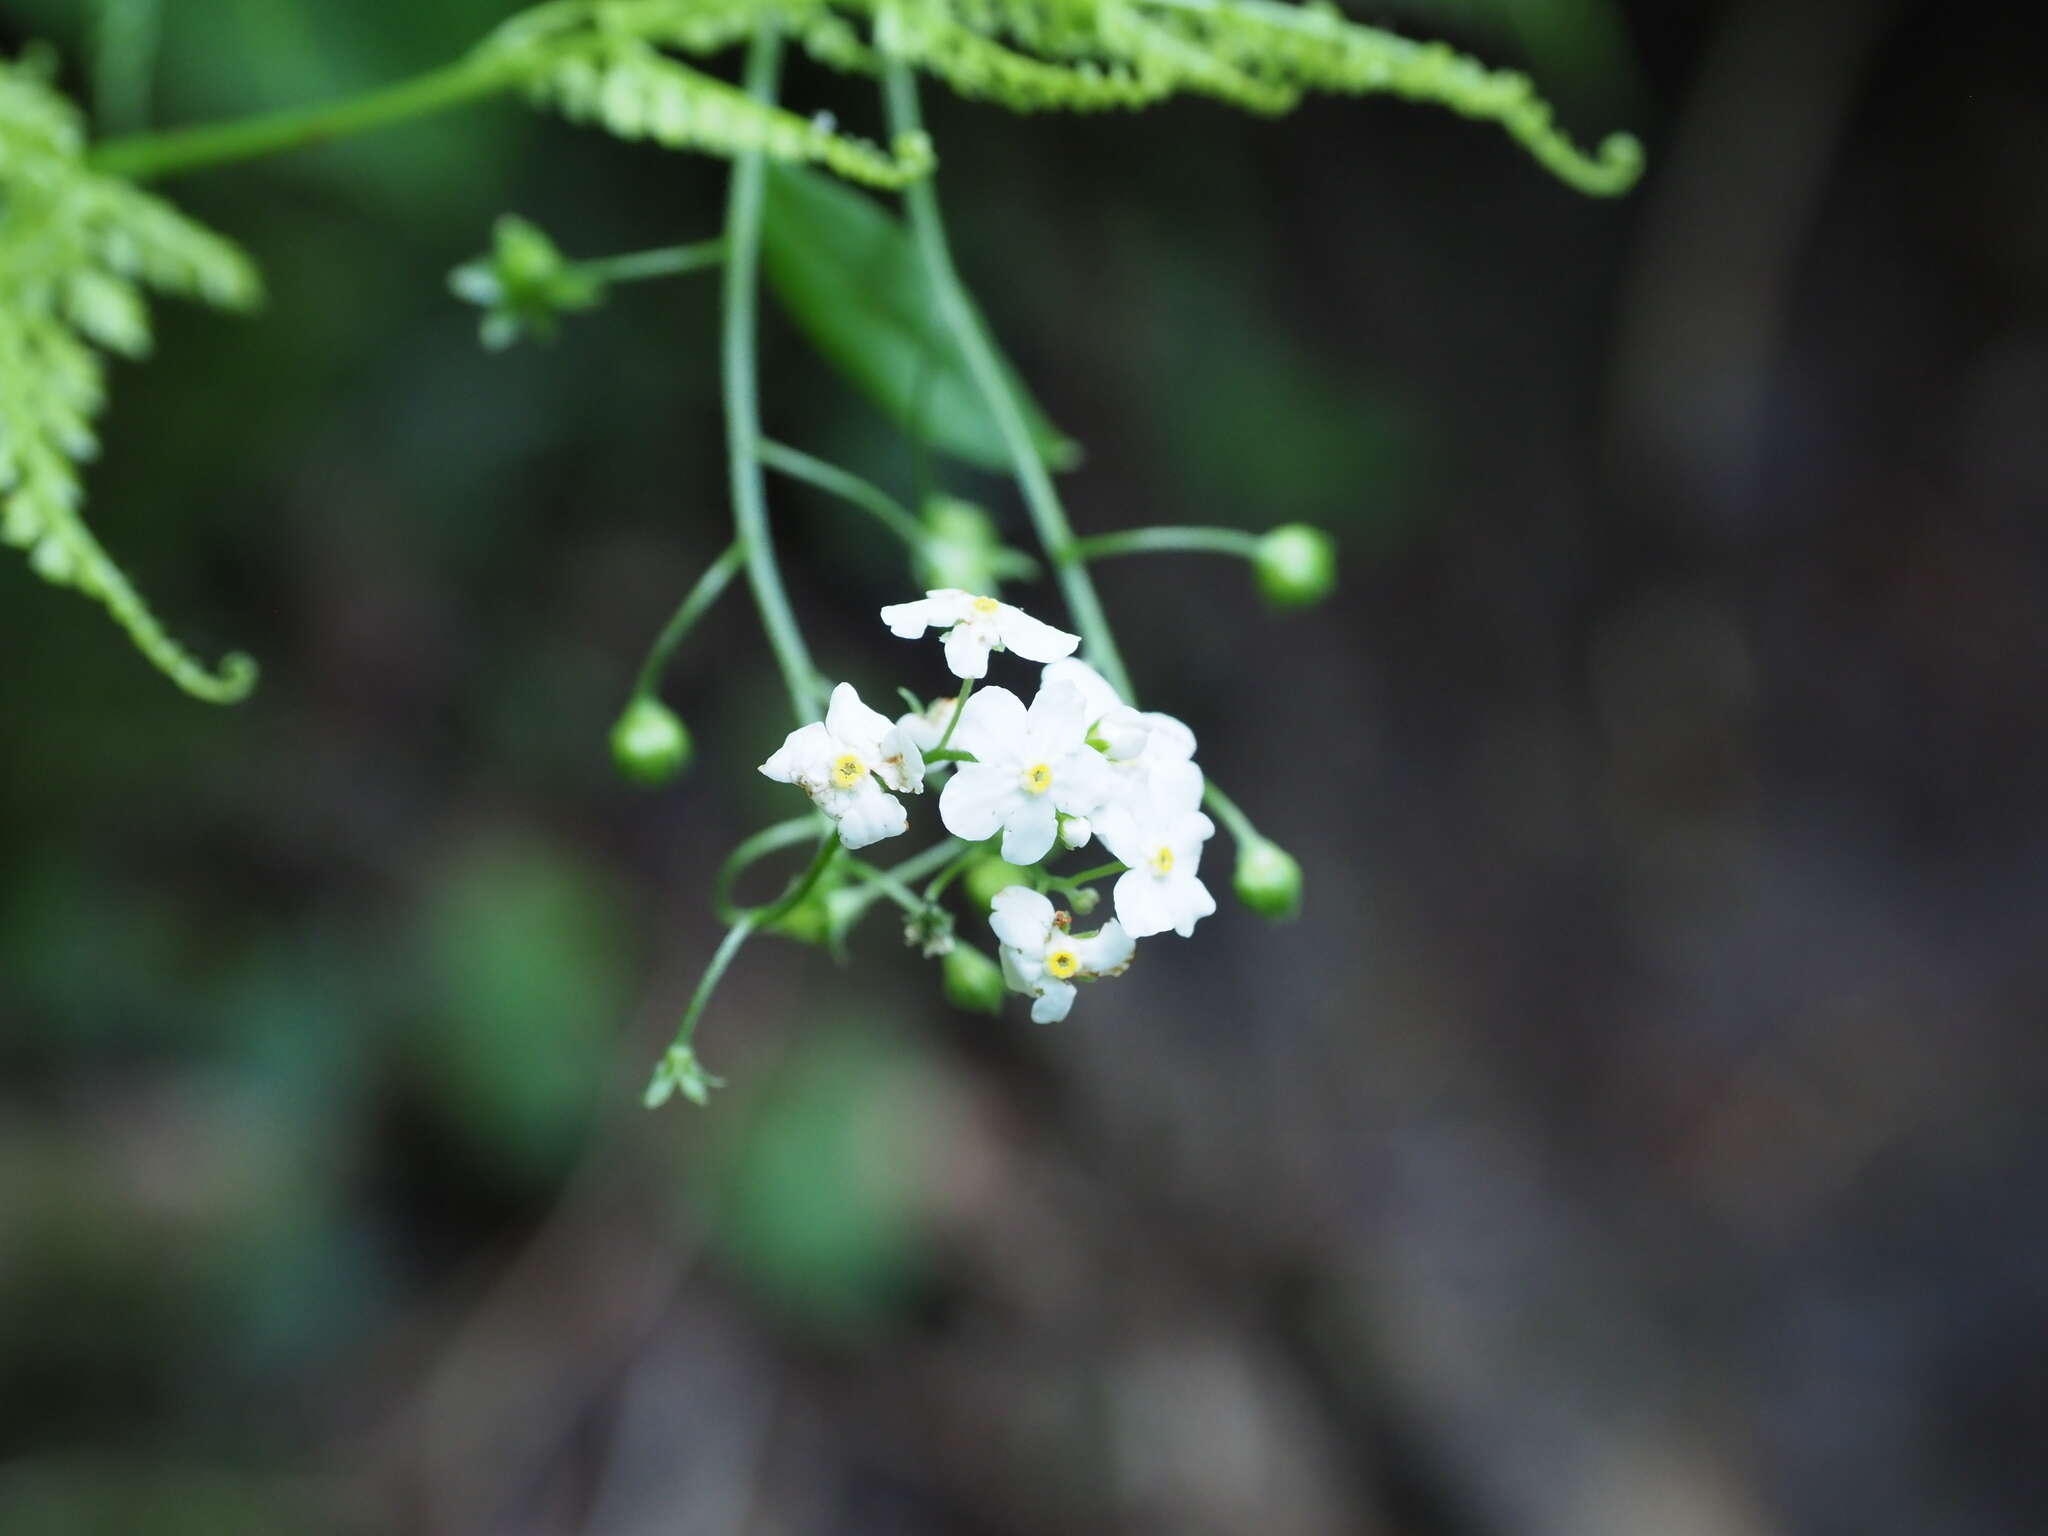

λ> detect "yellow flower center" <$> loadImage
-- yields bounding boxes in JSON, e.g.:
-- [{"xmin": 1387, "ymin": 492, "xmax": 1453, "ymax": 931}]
[
  {"xmin": 1022, "ymin": 762, "xmax": 1054, "ymax": 795},
  {"xmin": 831, "ymin": 752, "xmax": 867, "ymax": 789},
  {"xmin": 1149, "ymin": 845, "xmax": 1175, "ymax": 876},
  {"xmin": 972, "ymin": 595, "xmax": 1000, "ymax": 615},
  {"xmin": 1046, "ymin": 947, "xmax": 1080, "ymax": 979}
]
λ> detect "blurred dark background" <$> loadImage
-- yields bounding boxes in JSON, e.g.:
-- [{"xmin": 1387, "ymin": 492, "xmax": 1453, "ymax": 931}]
[{"xmin": 3, "ymin": 1, "xmax": 2044, "ymax": 1531}]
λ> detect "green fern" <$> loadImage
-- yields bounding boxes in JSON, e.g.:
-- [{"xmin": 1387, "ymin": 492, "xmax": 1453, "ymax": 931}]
[
  {"xmin": 1, "ymin": 48, "xmax": 260, "ymax": 702},
  {"xmin": 527, "ymin": 36, "xmax": 934, "ymax": 186}
]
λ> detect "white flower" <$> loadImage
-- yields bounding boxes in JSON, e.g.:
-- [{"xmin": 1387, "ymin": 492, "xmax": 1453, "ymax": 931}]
[
  {"xmin": 1096, "ymin": 790, "xmax": 1217, "ymax": 938},
  {"xmin": 939, "ymin": 681, "xmax": 1106, "ymax": 864},
  {"xmin": 1038, "ymin": 659, "xmax": 1204, "ymax": 842},
  {"xmin": 759, "ymin": 682, "xmax": 923, "ymax": 850},
  {"xmin": 1041, "ymin": 656, "xmax": 1150, "ymax": 760},
  {"xmin": 1059, "ymin": 814, "xmax": 1093, "ymax": 850},
  {"xmin": 881, "ymin": 589, "xmax": 1079, "ymax": 679},
  {"xmin": 894, "ymin": 692, "xmax": 960, "ymax": 755},
  {"xmin": 990, "ymin": 886, "xmax": 1135, "ymax": 1023}
]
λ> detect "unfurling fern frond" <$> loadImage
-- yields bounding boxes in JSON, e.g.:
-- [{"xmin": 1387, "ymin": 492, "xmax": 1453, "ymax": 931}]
[
  {"xmin": 1, "ymin": 48, "xmax": 260, "ymax": 702},
  {"xmin": 863, "ymin": 0, "xmax": 1642, "ymax": 193},
  {"xmin": 529, "ymin": 38, "xmax": 934, "ymax": 186}
]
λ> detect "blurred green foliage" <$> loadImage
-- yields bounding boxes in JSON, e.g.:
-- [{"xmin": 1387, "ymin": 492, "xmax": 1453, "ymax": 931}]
[
  {"xmin": 411, "ymin": 836, "xmax": 631, "ymax": 1180},
  {"xmin": 700, "ymin": 1026, "xmax": 935, "ymax": 1338}
]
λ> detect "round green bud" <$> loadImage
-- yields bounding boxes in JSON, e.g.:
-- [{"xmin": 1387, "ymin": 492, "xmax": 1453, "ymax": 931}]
[
  {"xmin": 962, "ymin": 855, "xmax": 1038, "ymax": 914},
  {"xmin": 1253, "ymin": 524, "xmax": 1338, "ymax": 609},
  {"xmin": 1233, "ymin": 837, "xmax": 1303, "ymax": 921},
  {"xmin": 942, "ymin": 943, "xmax": 1007, "ymax": 1015},
  {"xmin": 610, "ymin": 698, "xmax": 691, "ymax": 785}
]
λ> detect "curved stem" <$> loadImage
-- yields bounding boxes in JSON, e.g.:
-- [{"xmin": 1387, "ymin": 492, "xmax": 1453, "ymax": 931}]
[
  {"xmin": 1050, "ymin": 860, "xmax": 1127, "ymax": 890},
  {"xmin": 667, "ymin": 829, "xmax": 840, "ymax": 1058},
  {"xmin": 921, "ymin": 841, "xmax": 980, "ymax": 903},
  {"xmin": 1202, "ymin": 779, "xmax": 1261, "ymax": 845},
  {"xmin": 715, "ymin": 814, "xmax": 830, "ymax": 924},
  {"xmin": 1062, "ymin": 525, "xmax": 1261, "ymax": 565},
  {"xmin": 881, "ymin": 60, "xmax": 1134, "ymax": 702},
  {"xmin": 929, "ymin": 676, "xmax": 973, "ymax": 756},
  {"xmin": 724, "ymin": 27, "xmax": 821, "ymax": 726},
  {"xmin": 580, "ymin": 239, "xmax": 726, "ymax": 288},
  {"xmin": 758, "ymin": 439, "xmax": 929, "ymax": 551},
  {"xmin": 632, "ymin": 538, "xmax": 746, "ymax": 703},
  {"xmin": 86, "ymin": 43, "xmax": 567, "ymax": 180}
]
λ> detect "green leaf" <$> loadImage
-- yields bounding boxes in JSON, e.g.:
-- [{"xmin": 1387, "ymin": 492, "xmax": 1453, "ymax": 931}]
[{"xmin": 759, "ymin": 163, "xmax": 1078, "ymax": 474}]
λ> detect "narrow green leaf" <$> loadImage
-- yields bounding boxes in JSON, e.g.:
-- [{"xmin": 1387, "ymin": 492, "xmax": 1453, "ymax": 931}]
[{"xmin": 759, "ymin": 163, "xmax": 1078, "ymax": 473}]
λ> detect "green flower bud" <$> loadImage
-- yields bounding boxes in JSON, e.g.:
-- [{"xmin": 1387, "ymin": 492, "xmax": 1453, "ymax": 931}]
[
  {"xmin": 1253, "ymin": 524, "xmax": 1337, "ymax": 609},
  {"xmin": 610, "ymin": 698, "xmax": 691, "ymax": 785},
  {"xmin": 1233, "ymin": 837, "xmax": 1303, "ymax": 921},
  {"xmin": 916, "ymin": 495, "xmax": 1039, "ymax": 594},
  {"xmin": 942, "ymin": 943, "xmax": 1007, "ymax": 1015},
  {"xmin": 449, "ymin": 215, "xmax": 600, "ymax": 351},
  {"xmin": 963, "ymin": 855, "xmax": 1038, "ymax": 913}
]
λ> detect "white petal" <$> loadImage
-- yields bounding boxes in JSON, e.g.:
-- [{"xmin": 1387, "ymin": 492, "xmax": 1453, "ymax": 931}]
[
  {"xmin": 1025, "ymin": 679, "xmax": 1090, "ymax": 749},
  {"xmin": 1049, "ymin": 748, "xmax": 1112, "ymax": 819},
  {"xmin": 1111, "ymin": 868, "xmax": 1178, "ymax": 939},
  {"xmin": 994, "ymin": 604, "xmax": 1080, "ymax": 663},
  {"xmin": 1169, "ymin": 875, "xmax": 1217, "ymax": 938},
  {"xmin": 1092, "ymin": 806, "xmax": 1146, "ymax": 869},
  {"xmin": 1077, "ymin": 919, "xmax": 1135, "ymax": 976},
  {"xmin": 1030, "ymin": 979, "xmax": 1076, "ymax": 1024},
  {"xmin": 896, "ymin": 697, "xmax": 957, "ymax": 753},
  {"xmin": 990, "ymin": 885, "xmax": 1055, "ymax": 951},
  {"xmin": 824, "ymin": 681, "xmax": 893, "ymax": 752},
  {"xmin": 1096, "ymin": 706, "xmax": 1151, "ymax": 761},
  {"xmin": 952, "ymin": 685, "xmax": 1028, "ymax": 760},
  {"xmin": 880, "ymin": 590, "xmax": 973, "ymax": 639},
  {"xmin": 1147, "ymin": 758, "xmax": 1207, "ymax": 816},
  {"xmin": 999, "ymin": 943, "xmax": 1036, "ymax": 997},
  {"xmin": 999, "ymin": 793, "xmax": 1060, "ymax": 866},
  {"xmin": 940, "ymin": 763, "xmax": 1020, "ymax": 843},
  {"xmin": 872, "ymin": 724, "xmax": 924, "ymax": 793},
  {"xmin": 1138, "ymin": 711, "xmax": 1197, "ymax": 763},
  {"xmin": 943, "ymin": 624, "xmax": 994, "ymax": 679},
  {"xmin": 1041, "ymin": 657, "xmax": 1124, "ymax": 719},
  {"xmin": 830, "ymin": 779, "xmax": 909, "ymax": 850},
  {"xmin": 1171, "ymin": 810, "xmax": 1217, "ymax": 863},
  {"xmin": 1059, "ymin": 815, "xmax": 1093, "ymax": 851},
  {"xmin": 759, "ymin": 721, "xmax": 835, "ymax": 785}
]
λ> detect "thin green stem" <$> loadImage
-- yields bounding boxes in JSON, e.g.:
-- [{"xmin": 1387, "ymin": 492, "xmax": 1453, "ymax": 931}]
[
  {"xmin": 1202, "ymin": 780, "xmax": 1260, "ymax": 845},
  {"xmin": 921, "ymin": 841, "xmax": 980, "ymax": 903},
  {"xmin": 844, "ymin": 859, "xmax": 927, "ymax": 913},
  {"xmin": 669, "ymin": 916, "xmax": 759, "ymax": 1054},
  {"xmin": 886, "ymin": 837, "xmax": 969, "ymax": 889},
  {"xmin": 807, "ymin": 835, "xmax": 963, "ymax": 930},
  {"xmin": 724, "ymin": 27, "xmax": 820, "ymax": 726},
  {"xmin": 667, "ymin": 830, "xmax": 840, "ymax": 1059},
  {"xmin": 1050, "ymin": 860, "xmax": 1127, "ymax": 890},
  {"xmin": 880, "ymin": 61, "xmax": 1287, "ymax": 910},
  {"xmin": 632, "ymin": 538, "xmax": 746, "ymax": 703},
  {"xmin": 1062, "ymin": 525, "xmax": 1262, "ymax": 565},
  {"xmin": 881, "ymin": 60, "xmax": 1134, "ymax": 702},
  {"xmin": 580, "ymin": 239, "xmax": 726, "ymax": 288},
  {"xmin": 929, "ymin": 676, "xmax": 973, "ymax": 756},
  {"xmin": 758, "ymin": 439, "xmax": 928, "ymax": 551},
  {"xmin": 86, "ymin": 42, "xmax": 573, "ymax": 181},
  {"xmin": 923, "ymin": 748, "xmax": 977, "ymax": 764},
  {"xmin": 716, "ymin": 814, "xmax": 829, "ymax": 924}
]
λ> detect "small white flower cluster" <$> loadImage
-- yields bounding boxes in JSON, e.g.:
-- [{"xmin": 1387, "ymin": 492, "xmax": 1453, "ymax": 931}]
[{"xmin": 760, "ymin": 588, "xmax": 1218, "ymax": 1024}]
